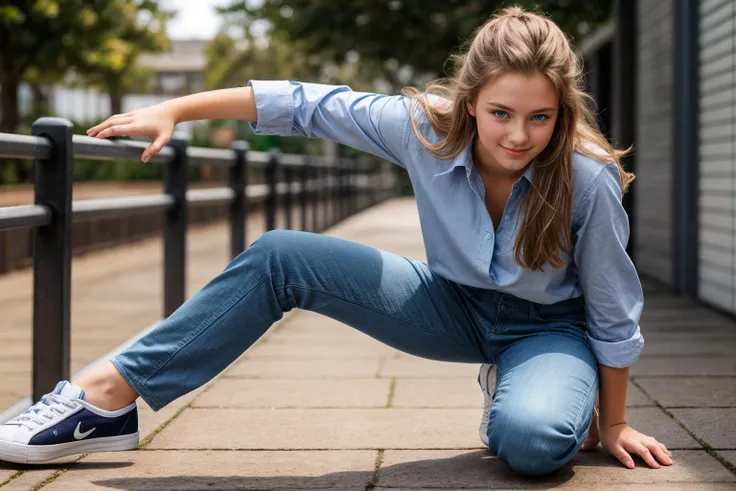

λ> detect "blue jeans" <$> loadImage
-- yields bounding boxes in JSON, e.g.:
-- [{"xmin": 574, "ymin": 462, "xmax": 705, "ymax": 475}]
[{"xmin": 111, "ymin": 230, "xmax": 598, "ymax": 476}]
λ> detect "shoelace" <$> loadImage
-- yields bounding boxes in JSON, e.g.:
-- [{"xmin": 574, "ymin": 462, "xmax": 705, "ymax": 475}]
[{"xmin": 7, "ymin": 394, "xmax": 77, "ymax": 431}]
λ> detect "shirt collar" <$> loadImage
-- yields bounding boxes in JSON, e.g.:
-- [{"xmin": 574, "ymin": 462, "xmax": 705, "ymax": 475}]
[
  {"xmin": 432, "ymin": 141, "xmax": 474, "ymax": 178},
  {"xmin": 432, "ymin": 136, "xmax": 537, "ymax": 184}
]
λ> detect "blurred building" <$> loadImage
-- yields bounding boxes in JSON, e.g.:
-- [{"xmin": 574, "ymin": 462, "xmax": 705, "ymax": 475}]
[
  {"xmin": 19, "ymin": 39, "xmax": 213, "ymax": 137},
  {"xmin": 581, "ymin": 0, "xmax": 736, "ymax": 314}
]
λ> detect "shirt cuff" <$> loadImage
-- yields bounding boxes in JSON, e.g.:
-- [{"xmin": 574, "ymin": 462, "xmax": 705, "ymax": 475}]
[
  {"xmin": 586, "ymin": 325, "xmax": 645, "ymax": 368},
  {"xmin": 247, "ymin": 80, "xmax": 294, "ymax": 136}
]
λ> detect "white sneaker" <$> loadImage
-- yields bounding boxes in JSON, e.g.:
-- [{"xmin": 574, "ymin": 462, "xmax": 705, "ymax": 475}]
[
  {"xmin": 478, "ymin": 363, "xmax": 495, "ymax": 447},
  {"xmin": 0, "ymin": 381, "xmax": 139, "ymax": 464}
]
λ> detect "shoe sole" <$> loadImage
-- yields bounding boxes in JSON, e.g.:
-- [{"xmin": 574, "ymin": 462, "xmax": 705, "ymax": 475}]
[
  {"xmin": 478, "ymin": 364, "xmax": 494, "ymax": 447},
  {"xmin": 0, "ymin": 432, "xmax": 139, "ymax": 464}
]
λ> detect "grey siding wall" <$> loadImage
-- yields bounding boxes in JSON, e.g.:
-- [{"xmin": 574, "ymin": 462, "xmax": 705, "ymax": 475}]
[
  {"xmin": 636, "ymin": 0, "xmax": 675, "ymax": 285},
  {"xmin": 698, "ymin": 0, "xmax": 735, "ymax": 311}
]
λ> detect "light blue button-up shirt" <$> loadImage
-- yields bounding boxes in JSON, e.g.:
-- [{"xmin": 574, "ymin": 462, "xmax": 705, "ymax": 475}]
[{"xmin": 248, "ymin": 80, "xmax": 645, "ymax": 368}]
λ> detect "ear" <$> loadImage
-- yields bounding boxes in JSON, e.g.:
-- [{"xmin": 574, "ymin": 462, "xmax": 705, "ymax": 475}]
[{"xmin": 467, "ymin": 102, "xmax": 476, "ymax": 117}]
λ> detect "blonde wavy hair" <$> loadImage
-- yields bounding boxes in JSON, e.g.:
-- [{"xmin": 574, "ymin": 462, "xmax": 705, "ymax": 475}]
[{"xmin": 402, "ymin": 5, "xmax": 634, "ymax": 272}]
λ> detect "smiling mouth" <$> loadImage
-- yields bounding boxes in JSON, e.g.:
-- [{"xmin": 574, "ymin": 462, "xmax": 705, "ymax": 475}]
[{"xmin": 501, "ymin": 146, "xmax": 531, "ymax": 153}]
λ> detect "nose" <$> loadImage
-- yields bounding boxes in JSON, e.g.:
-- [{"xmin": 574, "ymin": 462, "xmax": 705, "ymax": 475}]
[{"xmin": 507, "ymin": 122, "xmax": 529, "ymax": 147}]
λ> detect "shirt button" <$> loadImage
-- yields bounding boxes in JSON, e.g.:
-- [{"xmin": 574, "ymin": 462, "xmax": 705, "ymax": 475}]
[
  {"xmin": 504, "ymin": 214, "xmax": 511, "ymax": 220},
  {"xmin": 485, "ymin": 233, "xmax": 491, "ymax": 240}
]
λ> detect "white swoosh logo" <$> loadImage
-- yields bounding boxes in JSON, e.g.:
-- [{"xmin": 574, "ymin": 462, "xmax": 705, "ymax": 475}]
[{"xmin": 73, "ymin": 422, "xmax": 96, "ymax": 440}]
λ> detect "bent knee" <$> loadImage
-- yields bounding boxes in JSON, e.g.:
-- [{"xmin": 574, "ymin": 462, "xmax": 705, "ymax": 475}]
[
  {"xmin": 240, "ymin": 229, "xmax": 307, "ymax": 264},
  {"xmin": 489, "ymin": 406, "xmax": 582, "ymax": 476}
]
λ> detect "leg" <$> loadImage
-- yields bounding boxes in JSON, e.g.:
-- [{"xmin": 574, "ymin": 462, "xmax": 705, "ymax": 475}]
[
  {"xmin": 487, "ymin": 332, "xmax": 598, "ymax": 476},
  {"xmin": 85, "ymin": 230, "xmax": 488, "ymax": 411}
]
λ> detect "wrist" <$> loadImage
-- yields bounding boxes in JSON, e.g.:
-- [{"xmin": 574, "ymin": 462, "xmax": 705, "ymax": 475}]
[
  {"xmin": 161, "ymin": 99, "xmax": 185, "ymax": 126},
  {"xmin": 600, "ymin": 419, "xmax": 627, "ymax": 430}
]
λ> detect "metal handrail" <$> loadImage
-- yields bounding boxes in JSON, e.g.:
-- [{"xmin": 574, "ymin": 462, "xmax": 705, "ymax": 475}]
[{"xmin": 0, "ymin": 116, "xmax": 395, "ymax": 402}]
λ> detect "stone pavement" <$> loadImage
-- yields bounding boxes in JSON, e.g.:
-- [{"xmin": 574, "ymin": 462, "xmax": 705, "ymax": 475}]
[{"xmin": 0, "ymin": 197, "xmax": 735, "ymax": 490}]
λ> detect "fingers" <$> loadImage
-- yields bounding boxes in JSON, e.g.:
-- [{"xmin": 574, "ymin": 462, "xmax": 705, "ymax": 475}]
[
  {"xmin": 630, "ymin": 443, "xmax": 660, "ymax": 469},
  {"xmin": 660, "ymin": 441, "xmax": 673, "ymax": 458},
  {"xmin": 94, "ymin": 123, "xmax": 146, "ymax": 140},
  {"xmin": 610, "ymin": 446, "xmax": 636, "ymax": 469},
  {"xmin": 624, "ymin": 440, "xmax": 673, "ymax": 469},
  {"xmin": 650, "ymin": 439, "xmax": 673, "ymax": 466},
  {"xmin": 142, "ymin": 134, "xmax": 170, "ymax": 163},
  {"xmin": 87, "ymin": 116, "xmax": 133, "ymax": 137}
]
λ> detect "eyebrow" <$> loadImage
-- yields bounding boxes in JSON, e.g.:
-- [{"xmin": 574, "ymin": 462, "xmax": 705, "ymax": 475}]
[{"xmin": 486, "ymin": 102, "xmax": 557, "ymax": 113}]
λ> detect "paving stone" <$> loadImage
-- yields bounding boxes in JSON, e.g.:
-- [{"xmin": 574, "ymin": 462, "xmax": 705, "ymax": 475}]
[
  {"xmin": 643, "ymin": 332, "xmax": 736, "ymax": 343},
  {"xmin": 261, "ymin": 325, "xmax": 377, "ymax": 343},
  {"xmin": 0, "ymin": 467, "xmax": 20, "ymax": 487},
  {"xmin": 635, "ymin": 378, "xmax": 736, "ymax": 407},
  {"xmin": 719, "ymin": 451, "xmax": 736, "ymax": 469},
  {"xmin": 194, "ymin": 378, "xmax": 391, "ymax": 408},
  {"xmin": 274, "ymin": 313, "xmax": 377, "ymax": 340},
  {"xmin": 670, "ymin": 408, "xmax": 736, "ymax": 449},
  {"xmin": 148, "ymin": 408, "xmax": 481, "ymax": 450},
  {"xmin": 391, "ymin": 378, "xmax": 484, "ymax": 408},
  {"xmin": 626, "ymin": 408, "xmax": 701, "ymax": 449},
  {"xmin": 641, "ymin": 298, "xmax": 705, "ymax": 310},
  {"xmin": 245, "ymin": 338, "xmax": 397, "ymax": 359},
  {"xmin": 641, "ymin": 308, "xmax": 732, "ymax": 320},
  {"xmin": 381, "ymin": 356, "xmax": 479, "ymax": 378},
  {"xmin": 0, "ymin": 216, "xmax": 271, "ymax": 414},
  {"xmin": 388, "ymin": 378, "xmax": 652, "ymax": 409},
  {"xmin": 276, "ymin": 323, "xmax": 369, "ymax": 340},
  {"xmin": 225, "ymin": 358, "xmax": 383, "ymax": 378},
  {"xmin": 630, "ymin": 358, "xmax": 736, "ymax": 377},
  {"xmin": 626, "ymin": 384, "xmax": 656, "ymax": 406},
  {"xmin": 640, "ymin": 311, "xmax": 734, "ymax": 322},
  {"xmin": 375, "ymin": 487, "xmax": 736, "ymax": 491},
  {"xmin": 641, "ymin": 322, "xmax": 736, "ymax": 333},
  {"xmin": 377, "ymin": 450, "xmax": 736, "ymax": 489},
  {"xmin": 40, "ymin": 450, "xmax": 377, "ymax": 490},
  {"xmin": 0, "ymin": 468, "xmax": 61, "ymax": 491},
  {"xmin": 640, "ymin": 341, "xmax": 736, "ymax": 357},
  {"xmin": 0, "ymin": 395, "xmax": 191, "ymax": 491}
]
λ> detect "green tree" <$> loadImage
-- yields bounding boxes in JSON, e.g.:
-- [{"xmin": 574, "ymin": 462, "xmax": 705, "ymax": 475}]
[
  {"xmin": 221, "ymin": 0, "xmax": 611, "ymax": 86},
  {"xmin": 0, "ymin": 0, "xmax": 170, "ymax": 133},
  {"xmin": 77, "ymin": 2, "xmax": 172, "ymax": 115}
]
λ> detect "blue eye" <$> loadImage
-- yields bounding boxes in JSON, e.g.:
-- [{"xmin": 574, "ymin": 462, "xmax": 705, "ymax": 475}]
[
  {"xmin": 493, "ymin": 110, "xmax": 508, "ymax": 119},
  {"xmin": 531, "ymin": 114, "xmax": 548, "ymax": 122}
]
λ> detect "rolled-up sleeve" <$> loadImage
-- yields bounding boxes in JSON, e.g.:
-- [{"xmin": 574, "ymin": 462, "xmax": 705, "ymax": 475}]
[
  {"xmin": 573, "ymin": 163, "xmax": 645, "ymax": 368},
  {"xmin": 247, "ymin": 80, "xmax": 411, "ymax": 168}
]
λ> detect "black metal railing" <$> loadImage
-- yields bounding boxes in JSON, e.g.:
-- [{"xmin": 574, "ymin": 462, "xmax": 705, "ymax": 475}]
[{"xmin": 0, "ymin": 117, "xmax": 395, "ymax": 402}]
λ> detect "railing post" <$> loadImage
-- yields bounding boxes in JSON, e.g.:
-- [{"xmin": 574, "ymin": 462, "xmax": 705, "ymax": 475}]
[
  {"xmin": 343, "ymin": 160, "xmax": 350, "ymax": 219},
  {"xmin": 312, "ymin": 163, "xmax": 320, "ymax": 232},
  {"xmin": 31, "ymin": 117, "xmax": 73, "ymax": 401},
  {"xmin": 351, "ymin": 159, "xmax": 359, "ymax": 215},
  {"xmin": 230, "ymin": 141, "xmax": 248, "ymax": 258},
  {"xmin": 338, "ymin": 161, "xmax": 345, "ymax": 221},
  {"xmin": 265, "ymin": 148, "xmax": 280, "ymax": 231},
  {"xmin": 325, "ymin": 164, "xmax": 332, "ymax": 229},
  {"xmin": 330, "ymin": 162, "xmax": 337, "ymax": 227},
  {"xmin": 373, "ymin": 160, "xmax": 381, "ymax": 205},
  {"xmin": 284, "ymin": 165, "xmax": 293, "ymax": 230},
  {"xmin": 164, "ymin": 138, "xmax": 188, "ymax": 317},
  {"xmin": 301, "ymin": 158, "xmax": 309, "ymax": 231}
]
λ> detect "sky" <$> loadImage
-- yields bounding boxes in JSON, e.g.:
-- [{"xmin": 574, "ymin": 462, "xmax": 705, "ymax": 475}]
[{"xmin": 162, "ymin": 0, "xmax": 256, "ymax": 40}]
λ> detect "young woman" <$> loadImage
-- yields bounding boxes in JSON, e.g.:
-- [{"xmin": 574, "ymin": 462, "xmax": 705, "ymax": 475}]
[{"xmin": 0, "ymin": 6, "xmax": 672, "ymax": 475}]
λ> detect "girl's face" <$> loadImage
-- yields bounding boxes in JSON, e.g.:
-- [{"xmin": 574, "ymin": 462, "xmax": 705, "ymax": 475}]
[{"xmin": 467, "ymin": 71, "xmax": 559, "ymax": 178}]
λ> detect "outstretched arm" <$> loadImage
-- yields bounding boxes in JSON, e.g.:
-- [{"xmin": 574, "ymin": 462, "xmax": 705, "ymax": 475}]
[
  {"xmin": 88, "ymin": 87, "xmax": 258, "ymax": 162},
  {"xmin": 87, "ymin": 81, "xmax": 412, "ymax": 167}
]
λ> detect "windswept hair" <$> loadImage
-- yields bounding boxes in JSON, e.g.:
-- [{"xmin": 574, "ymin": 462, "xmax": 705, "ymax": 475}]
[{"xmin": 402, "ymin": 6, "xmax": 633, "ymax": 271}]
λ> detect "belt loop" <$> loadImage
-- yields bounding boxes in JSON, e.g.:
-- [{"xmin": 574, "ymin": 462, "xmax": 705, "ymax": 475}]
[{"xmin": 528, "ymin": 300, "xmax": 537, "ymax": 319}]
